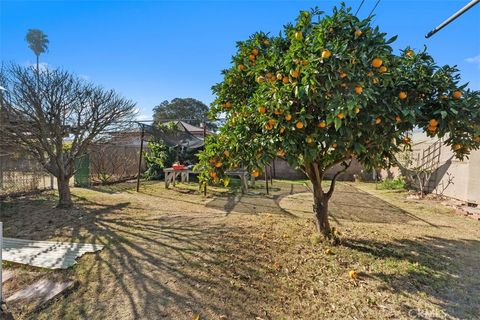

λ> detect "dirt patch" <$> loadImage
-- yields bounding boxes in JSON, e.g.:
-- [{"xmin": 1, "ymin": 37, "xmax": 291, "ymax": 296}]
[{"xmin": 0, "ymin": 180, "xmax": 478, "ymax": 319}]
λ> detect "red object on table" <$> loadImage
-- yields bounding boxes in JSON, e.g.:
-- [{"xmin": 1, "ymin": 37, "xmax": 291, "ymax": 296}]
[{"xmin": 172, "ymin": 164, "xmax": 185, "ymax": 170}]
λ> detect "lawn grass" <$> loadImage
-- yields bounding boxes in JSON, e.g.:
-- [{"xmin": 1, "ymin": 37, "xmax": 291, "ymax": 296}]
[{"xmin": 1, "ymin": 180, "xmax": 478, "ymax": 319}]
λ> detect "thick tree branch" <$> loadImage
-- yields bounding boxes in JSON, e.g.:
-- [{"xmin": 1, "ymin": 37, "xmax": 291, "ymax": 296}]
[{"xmin": 326, "ymin": 158, "xmax": 352, "ymax": 199}]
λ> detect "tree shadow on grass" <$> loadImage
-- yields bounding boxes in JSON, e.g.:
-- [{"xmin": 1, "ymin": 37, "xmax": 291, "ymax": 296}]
[
  {"xmin": 342, "ymin": 236, "xmax": 480, "ymax": 319},
  {"xmin": 1, "ymin": 192, "xmax": 281, "ymax": 319}
]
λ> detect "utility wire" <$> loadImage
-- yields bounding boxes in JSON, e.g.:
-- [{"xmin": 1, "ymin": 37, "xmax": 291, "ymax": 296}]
[
  {"xmin": 355, "ymin": 0, "xmax": 366, "ymax": 16},
  {"xmin": 368, "ymin": 0, "xmax": 382, "ymax": 17}
]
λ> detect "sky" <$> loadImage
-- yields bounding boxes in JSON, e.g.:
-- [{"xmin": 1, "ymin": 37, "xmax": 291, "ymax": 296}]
[{"xmin": 1, "ymin": 0, "xmax": 479, "ymax": 121}]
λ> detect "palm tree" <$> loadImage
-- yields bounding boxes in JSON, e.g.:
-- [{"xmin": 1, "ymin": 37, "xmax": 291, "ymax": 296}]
[{"xmin": 25, "ymin": 29, "xmax": 49, "ymax": 75}]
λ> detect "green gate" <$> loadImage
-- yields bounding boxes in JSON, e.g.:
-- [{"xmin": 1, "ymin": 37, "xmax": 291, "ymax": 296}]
[{"xmin": 74, "ymin": 154, "xmax": 90, "ymax": 187}]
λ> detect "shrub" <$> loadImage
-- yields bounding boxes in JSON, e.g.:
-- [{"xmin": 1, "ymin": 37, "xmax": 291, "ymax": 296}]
[{"xmin": 378, "ymin": 177, "xmax": 406, "ymax": 190}]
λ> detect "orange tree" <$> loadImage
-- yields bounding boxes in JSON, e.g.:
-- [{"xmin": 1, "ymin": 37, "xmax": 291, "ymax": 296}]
[{"xmin": 196, "ymin": 6, "xmax": 480, "ymax": 239}]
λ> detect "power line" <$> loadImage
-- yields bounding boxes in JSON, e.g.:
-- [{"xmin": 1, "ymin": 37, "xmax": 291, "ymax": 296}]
[
  {"xmin": 368, "ymin": 0, "xmax": 382, "ymax": 18},
  {"xmin": 355, "ymin": 0, "xmax": 366, "ymax": 16}
]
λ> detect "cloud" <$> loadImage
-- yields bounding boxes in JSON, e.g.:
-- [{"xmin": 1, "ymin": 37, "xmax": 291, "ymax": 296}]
[{"xmin": 465, "ymin": 55, "xmax": 480, "ymax": 68}]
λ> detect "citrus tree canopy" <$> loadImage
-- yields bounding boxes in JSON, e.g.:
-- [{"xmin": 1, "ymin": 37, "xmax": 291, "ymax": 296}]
[{"xmin": 197, "ymin": 5, "xmax": 480, "ymax": 239}]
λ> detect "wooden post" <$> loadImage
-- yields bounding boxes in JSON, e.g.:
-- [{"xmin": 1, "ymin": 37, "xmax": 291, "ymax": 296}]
[
  {"xmin": 270, "ymin": 163, "xmax": 273, "ymax": 185},
  {"xmin": 264, "ymin": 166, "xmax": 269, "ymax": 195},
  {"xmin": 0, "ymin": 221, "xmax": 3, "ymax": 304},
  {"xmin": 203, "ymin": 122, "xmax": 207, "ymax": 196},
  {"xmin": 136, "ymin": 126, "xmax": 145, "ymax": 192}
]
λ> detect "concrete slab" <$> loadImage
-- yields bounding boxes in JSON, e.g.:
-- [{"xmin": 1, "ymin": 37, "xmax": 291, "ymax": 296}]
[
  {"xmin": 6, "ymin": 278, "xmax": 75, "ymax": 306},
  {"xmin": 2, "ymin": 237, "xmax": 104, "ymax": 269}
]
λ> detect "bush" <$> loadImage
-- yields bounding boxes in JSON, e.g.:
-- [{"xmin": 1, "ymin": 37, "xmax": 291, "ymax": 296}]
[{"xmin": 377, "ymin": 177, "xmax": 406, "ymax": 190}]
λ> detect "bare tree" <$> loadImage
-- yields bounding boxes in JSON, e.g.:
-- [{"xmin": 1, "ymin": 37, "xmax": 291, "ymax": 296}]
[{"xmin": 0, "ymin": 64, "xmax": 136, "ymax": 207}]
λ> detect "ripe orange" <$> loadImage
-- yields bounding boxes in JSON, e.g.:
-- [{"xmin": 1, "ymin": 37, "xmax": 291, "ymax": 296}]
[
  {"xmin": 276, "ymin": 73, "xmax": 283, "ymax": 80},
  {"xmin": 395, "ymin": 115, "xmax": 401, "ymax": 123},
  {"xmin": 453, "ymin": 91, "xmax": 462, "ymax": 99},
  {"xmin": 354, "ymin": 30, "xmax": 362, "ymax": 38},
  {"xmin": 277, "ymin": 149, "xmax": 286, "ymax": 157},
  {"xmin": 274, "ymin": 109, "xmax": 282, "ymax": 115},
  {"xmin": 375, "ymin": 117, "xmax": 382, "ymax": 124},
  {"xmin": 371, "ymin": 58, "xmax": 383, "ymax": 68},
  {"xmin": 354, "ymin": 107, "xmax": 361, "ymax": 114},
  {"xmin": 339, "ymin": 72, "xmax": 347, "ymax": 79},
  {"xmin": 291, "ymin": 70, "xmax": 299, "ymax": 78},
  {"xmin": 266, "ymin": 72, "xmax": 273, "ymax": 80},
  {"xmin": 249, "ymin": 54, "xmax": 255, "ymax": 62},
  {"xmin": 224, "ymin": 102, "xmax": 232, "ymax": 109},
  {"xmin": 268, "ymin": 119, "xmax": 276, "ymax": 126},
  {"xmin": 210, "ymin": 172, "xmax": 217, "ymax": 178},
  {"xmin": 427, "ymin": 125, "xmax": 437, "ymax": 133},
  {"xmin": 453, "ymin": 144, "xmax": 462, "ymax": 151},
  {"xmin": 403, "ymin": 137, "xmax": 411, "ymax": 144},
  {"xmin": 295, "ymin": 121, "xmax": 304, "ymax": 129},
  {"xmin": 337, "ymin": 112, "xmax": 345, "ymax": 119},
  {"xmin": 294, "ymin": 31, "xmax": 303, "ymax": 40},
  {"xmin": 318, "ymin": 121, "xmax": 327, "ymax": 128},
  {"xmin": 332, "ymin": 143, "xmax": 338, "ymax": 149},
  {"xmin": 285, "ymin": 114, "xmax": 292, "ymax": 121},
  {"xmin": 282, "ymin": 76, "xmax": 290, "ymax": 84},
  {"xmin": 379, "ymin": 66, "xmax": 387, "ymax": 73},
  {"xmin": 367, "ymin": 71, "xmax": 373, "ymax": 77},
  {"xmin": 252, "ymin": 170, "xmax": 260, "ymax": 177},
  {"xmin": 238, "ymin": 64, "xmax": 245, "ymax": 71},
  {"xmin": 263, "ymin": 39, "xmax": 270, "ymax": 46},
  {"xmin": 406, "ymin": 50, "xmax": 414, "ymax": 57},
  {"xmin": 224, "ymin": 150, "xmax": 230, "ymax": 157},
  {"xmin": 399, "ymin": 91, "xmax": 408, "ymax": 100},
  {"xmin": 252, "ymin": 48, "xmax": 259, "ymax": 56},
  {"xmin": 265, "ymin": 123, "xmax": 273, "ymax": 130},
  {"xmin": 348, "ymin": 270, "xmax": 358, "ymax": 280},
  {"xmin": 258, "ymin": 106, "xmax": 266, "ymax": 114},
  {"xmin": 354, "ymin": 86, "xmax": 363, "ymax": 94},
  {"xmin": 321, "ymin": 49, "xmax": 332, "ymax": 59},
  {"xmin": 306, "ymin": 136, "xmax": 314, "ymax": 144},
  {"xmin": 429, "ymin": 119, "xmax": 439, "ymax": 127},
  {"xmin": 215, "ymin": 162, "xmax": 222, "ymax": 168}
]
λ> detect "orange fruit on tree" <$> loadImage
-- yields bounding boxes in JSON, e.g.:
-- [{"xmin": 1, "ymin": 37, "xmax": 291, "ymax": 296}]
[
  {"xmin": 318, "ymin": 121, "xmax": 327, "ymax": 128},
  {"xmin": 268, "ymin": 119, "xmax": 276, "ymax": 126},
  {"xmin": 295, "ymin": 121, "xmax": 304, "ymax": 129},
  {"xmin": 395, "ymin": 115, "xmax": 401, "ymax": 123},
  {"xmin": 210, "ymin": 172, "xmax": 217, "ymax": 178},
  {"xmin": 321, "ymin": 49, "xmax": 332, "ymax": 59},
  {"xmin": 372, "ymin": 77, "xmax": 379, "ymax": 84},
  {"xmin": 453, "ymin": 91, "xmax": 462, "ymax": 99},
  {"xmin": 238, "ymin": 64, "xmax": 245, "ymax": 71},
  {"xmin": 252, "ymin": 48, "xmax": 259, "ymax": 56},
  {"xmin": 379, "ymin": 66, "xmax": 387, "ymax": 73},
  {"xmin": 306, "ymin": 136, "xmax": 314, "ymax": 144},
  {"xmin": 354, "ymin": 30, "xmax": 362, "ymax": 38},
  {"xmin": 274, "ymin": 109, "xmax": 282, "ymax": 115},
  {"xmin": 276, "ymin": 73, "xmax": 283, "ymax": 80},
  {"xmin": 371, "ymin": 58, "xmax": 383, "ymax": 68},
  {"xmin": 337, "ymin": 112, "xmax": 345, "ymax": 119},
  {"xmin": 339, "ymin": 72, "xmax": 347, "ymax": 79},
  {"xmin": 399, "ymin": 91, "xmax": 408, "ymax": 100},
  {"xmin": 354, "ymin": 86, "xmax": 363, "ymax": 94},
  {"xmin": 429, "ymin": 119, "xmax": 439, "ymax": 127},
  {"xmin": 265, "ymin": 123, "xmax": 273, "ymax": 130},
  {"xmin": 354, "ymin": 107, "xmax": 361, "ymax": 114},
  {"xmin": 263, "ymin": 39, "xmax": 270, "ymax": 46},
  {"xmin": 403, "ymin": 137, "xmax": 411, "ymax": 144},
  {"xmin": 252, "ymin": 170, "xmax": 260, "ymax": 177},
  {"xmin": 375, "ymin": 117, "xmax": 382, "ymax": 124},
  {"xmin": 367, "ymin": 71, "xmax": 373, "ymax": 77},
  {"xmin": 406, "ymin": 50, "xmax": 414, "ymax": 57},
  {"xmin": 224, "ymin": 150, "xmax": 230, "ymax": 157},
  {"xmin": 282, "ymin": 76, "xmax": 290, "ymax": 84},
  {"xmin": 224, "ymin": 102, "xmax": 232, "ymax": 109},
  {"xmin": 258, "ymin": 106, "xmax": 266, "ymax": 114},
  {"xmin": 249, "ymin": 54, "xmax": 255, "ymax": 61},
  {"xmin": 257, "ymin": 76, "xmax": 265, "ymax": 83},
  {"xmin": 453, "ymin": 144, "xmax": 462, "ymax": 151},
  {"xmin": 284, "ymin": 114, "xmax": 292, "ymax": 121},
  {"xmin": 215, "ymin": 162, "xmax": 222, "ymax": 168},
  {"xmin": 291, "ymin": 69, "xmax": 299, "ymax": 78},
  {"xmin": 332, "ymin": 143, "xmax": 338, "ymax": 149},
  {"xmin": 279, "ymin": 126, "xmax": 285, "ymax": 133},
  {"xmin": 294, "ymin": 31, "xmax": 303, "ymax": 40},
  {"xmin": 277, "ymin": 149, "xmax": 286, "ymax": 157},
  {"xmin": 427, "ymin": 125, "xmax": 437, "ymax": 133}
]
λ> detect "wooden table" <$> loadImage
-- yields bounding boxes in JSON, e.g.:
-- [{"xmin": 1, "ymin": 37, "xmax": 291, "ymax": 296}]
[{"xmin": 163, "ymin": 168, "xmax": 193, "ymax": 188}]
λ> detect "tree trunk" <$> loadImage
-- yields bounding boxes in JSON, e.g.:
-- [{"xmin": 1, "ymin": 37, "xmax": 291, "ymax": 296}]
[
  {"xmin": 57, "ymin": 176, "xmax": 72, "ymax": 208},
  {"xmin": 313, "ymin": 188, "xmax": 331, "ymax": 237}
]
